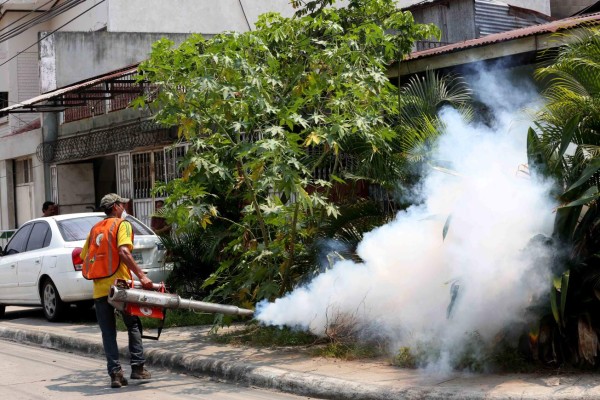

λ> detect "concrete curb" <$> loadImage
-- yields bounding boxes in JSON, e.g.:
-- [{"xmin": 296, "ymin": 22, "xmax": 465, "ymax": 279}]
[
  {"xmin": 0, "ymin": 325, "xmax": 438, "ymax": 400},
  {"xmin": 0, "ymin": 326, "xmax": 575, "ymax": 400}
]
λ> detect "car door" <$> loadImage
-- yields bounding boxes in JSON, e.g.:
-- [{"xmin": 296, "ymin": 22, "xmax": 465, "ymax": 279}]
[
  {"xmin": 16, "ymin": 221, "xmax": 52, "ymax": 301},
  {"xmin": 0, "ymin": 224, "xmax": 33, "ymax": 301}
]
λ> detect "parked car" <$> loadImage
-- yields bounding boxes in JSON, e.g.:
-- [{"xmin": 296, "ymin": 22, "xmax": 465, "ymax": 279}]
[{"xmin": 0, "ymin": 212, "xmax": 172, "ymax": 321}]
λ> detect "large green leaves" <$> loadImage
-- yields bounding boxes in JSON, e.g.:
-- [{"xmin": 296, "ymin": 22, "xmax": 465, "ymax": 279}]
[
  {"xmin": 139, "ymin": 0, "xmax": 439, "ymax": 304},
  {"xmin": 531, "ymin": 27, "xmax": 600, "ymax": 366}
]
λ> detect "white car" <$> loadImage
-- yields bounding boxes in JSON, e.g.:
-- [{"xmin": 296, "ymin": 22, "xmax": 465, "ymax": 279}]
[{"xmin": 0, "ymin": 212, "xmax": 172, "ymax": 321}]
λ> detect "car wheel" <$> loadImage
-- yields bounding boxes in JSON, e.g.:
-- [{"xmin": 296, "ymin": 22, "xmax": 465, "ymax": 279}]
[
  {"xmin": 0, "ymin": 305, "xmax": 5, "ymax": 319},
  {"xmin": 42, "ymin": 279, "xmax": 67, "ymax": 322}
]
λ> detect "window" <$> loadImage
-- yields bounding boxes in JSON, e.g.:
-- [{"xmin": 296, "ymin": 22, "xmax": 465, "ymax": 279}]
[
  {"xmin": 57, "ymin": 216, "xmax": 104, "ymax": 242},
  {"xmin": 57, "ymin": 215, "xmax": 153, "ymax": 242},
  {"xmin": 125, "ymin": 215, "xmax": 153, "ymax": 236},
  {"xmin": 0, "ymin": 92, "xmax": 7, "ymax": 118},
  {"xmin": 4, "ymin": 224, "xmax": 33, "ymax": 255},
  {"xmin": 15, "ymin": 158, "xmax": 32, "ymax": 185},
  {"xmin": 165, "ymin": 145, "xmax": 187, "ymax": 182},
  {"xmin": 26, "ymin": 222, "xmax": 51, "ymax": 251}
]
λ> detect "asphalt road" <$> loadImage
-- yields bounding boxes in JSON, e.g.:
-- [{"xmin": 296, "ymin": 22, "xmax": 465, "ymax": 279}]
[{"xmin": 0, "ymin": 339, "xmax": 316, "ymax": 399}]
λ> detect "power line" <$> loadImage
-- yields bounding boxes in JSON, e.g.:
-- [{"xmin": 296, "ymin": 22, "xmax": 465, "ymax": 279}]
[
  {"xmin": 0, "ymin": 0, "xmax": 106, "ymax": 68},
  {"xmin": 238, "ymin": 0, "xmax": 252, "ymax": 31},
  {"xmin": 0, "ymin": 0, "xmax": 87, "ymax": 44},
  {"xmin": 0, "ymin": 0, "xmax": 56, "ymax": 36}
]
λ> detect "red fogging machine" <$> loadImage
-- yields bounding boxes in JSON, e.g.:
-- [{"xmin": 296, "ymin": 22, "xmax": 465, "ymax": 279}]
[{"xmin": 108, "ymin": 279, "xmax": 254, "ymax": 340}]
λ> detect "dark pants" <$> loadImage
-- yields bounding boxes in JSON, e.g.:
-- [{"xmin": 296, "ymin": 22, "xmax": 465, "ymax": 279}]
[{"xmin": 94, "ymin": 296, "xmax": 145, "ymax": 375}]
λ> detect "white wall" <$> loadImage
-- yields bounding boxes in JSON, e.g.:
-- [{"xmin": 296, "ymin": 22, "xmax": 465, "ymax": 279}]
[
  {"xmin": 0, "ymin": 12, "xmax": 49, "ymax": 134},
  {"xmin": 46, "ymin": 0, "xmax": 108, "ymax": 32},
  {"xmin": 0, "ymin": 129, "xmax": 43, "ymax": 229},
  {"xmin": 106, "ymin": 0, "xmax": 296, "ymax": 33}
]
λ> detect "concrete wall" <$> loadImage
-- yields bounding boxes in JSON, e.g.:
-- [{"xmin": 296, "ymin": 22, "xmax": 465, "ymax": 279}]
[
  {"xmin": 40, "ymin": 31, "xmax": 192, "ymax": 91},
  {"xmin": 0, "ymin": 12, "xmax": 48, "ymax": 135},
  {"xmin": 45, "ymin": 0, "xmax": 108, "ymax": 32},
  {"xmin": 550, "ymin": 0, "xmax": 597, "ymax": 18},
  {"xmin": 0, "ymin": 128, "xmax": 44, "ymax": 229}
]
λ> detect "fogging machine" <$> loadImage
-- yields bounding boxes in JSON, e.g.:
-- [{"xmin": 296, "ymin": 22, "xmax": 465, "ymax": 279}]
[{"xmin": 108, "ymin": 279, "xmax": 254, "ymax": 340}]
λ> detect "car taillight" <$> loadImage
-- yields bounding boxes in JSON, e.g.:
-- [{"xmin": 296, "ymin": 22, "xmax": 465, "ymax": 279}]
[{"xmin": 72, "ymin": 247, "xmax": 83, "ymax": 271}]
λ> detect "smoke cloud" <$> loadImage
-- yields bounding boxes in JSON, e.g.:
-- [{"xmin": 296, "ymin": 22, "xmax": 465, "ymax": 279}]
[{"xmin": 255, "ymin": 67, "xmax": 556, "ymax": 370}]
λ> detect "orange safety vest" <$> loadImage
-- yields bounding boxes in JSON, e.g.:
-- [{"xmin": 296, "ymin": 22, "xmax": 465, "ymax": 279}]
[{"xmin": 82, "ymin": 218, "xmax": 134, "ymax": 280}]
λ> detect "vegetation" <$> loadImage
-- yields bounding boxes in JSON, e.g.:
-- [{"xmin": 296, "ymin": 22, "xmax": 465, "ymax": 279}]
[
  {"xmin": 213, "ymin": 322, "xmax": 384, "ymax": 360},
  {"xmin": 132, "ymin": 0, "xmax": 600, "ymax": 373},
  {"xmin": 212, "ymin": 323, "xmax": 318, "ymax": 347},
  {"xmin": 527, "ymin": 27, "xmax": 600, "ymax": 367},
  {"xmin": 136, "ymin": 0, "xmax": 440, "ymax": 307}
]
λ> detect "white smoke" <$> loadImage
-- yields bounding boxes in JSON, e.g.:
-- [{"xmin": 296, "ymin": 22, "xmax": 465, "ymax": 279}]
[{"xmin": 255, "ymin": 67, "xmax": 556, "ymax": 370}]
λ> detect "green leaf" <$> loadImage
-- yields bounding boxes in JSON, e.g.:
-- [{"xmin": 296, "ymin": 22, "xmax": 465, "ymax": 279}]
[
  {"xmin": 564, "ymin": 157, "xmax": 600, "ymax": 194},
  {"xmin": 550, "ymin": 285, "xmax": 560, "ymax": 326},
  {"xmin": 560, "ymin": 271, "xmax": 570, "ymax": 328},
  {"xmin": 558, "ymin": 116, "xmax": 579, "ymax": 159},
  {"xmin": 527, "ymin": 127, "xmax": 547, "ymax": 177},
  {"xmin": 330, "ymin": 174, "xmax": 346, "ymax": 184},
  {"xmin": 442, "ymin": 214, "xmax": 452, "ymax": 241},
  {"xmin": 562, "ymin": 186, "xmax": 600, "ymax": 208},
  {"xmin": 553, "ymin": 205, "xmax": 582, "ymax": 243}
]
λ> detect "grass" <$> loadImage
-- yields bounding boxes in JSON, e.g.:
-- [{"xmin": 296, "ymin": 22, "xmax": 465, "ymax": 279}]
[
  {"xmin": 211, "ymin": 323, "xmax": 318, "ymax": 347},
  {"xmin": 311, "ymin": 341, "xmax": 384, "ymax": 360},
  {"xmin": 212, "ymin": 323, "xmax": 384, "ymax": 360}
]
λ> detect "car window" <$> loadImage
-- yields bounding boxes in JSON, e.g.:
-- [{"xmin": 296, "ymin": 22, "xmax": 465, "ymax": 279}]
[
  {"xmin": 57, "ymin": 216, "xmax": 104, "ymax": 241},
  {"xmin": 125, "ymin": 216, "xmax": 154, "ymax": 236},
  {"xmin": 26, "ymin": 222, "xmax": 51, "ymax": 251},
  {"xmin": 57, "ymin": 215, "xmax": 154, "ymax": 242},
  {"xmin": 43, "ymin": 227, "xmax": 52, "ymax": 247},
  {"xmin": 4, "ymin": 224, "xmax": 33, "ymax": 255}
]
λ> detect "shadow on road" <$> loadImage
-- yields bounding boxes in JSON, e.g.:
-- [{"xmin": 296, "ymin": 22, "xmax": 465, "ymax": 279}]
[{"xmin": 3, "ymin": 305, "xmax": 97, "ymax": 323}]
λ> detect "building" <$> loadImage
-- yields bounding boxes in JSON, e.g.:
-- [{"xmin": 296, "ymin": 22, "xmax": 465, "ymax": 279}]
[
  {"xmin": 0, "ymin": 0, "xmax": 296, "ymax": 230},
  {"xmin": 550, "ymin": 0, "xmax": 599, "ymax": 18},
  {"xmin": 391, "ymin": 11, "xmax": 600, "ymax": 80},
  {"xmin": 400, "ymin": 0, "xmax": 554, "ymax": 51},
  {"xmin": 398, "ymin": 0, "xmax": 600, "ymax": 19}
]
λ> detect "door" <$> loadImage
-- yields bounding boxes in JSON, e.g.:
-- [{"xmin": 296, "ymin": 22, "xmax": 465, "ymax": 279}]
[
  {"xmin": 56, "ymin": 163, "xmax": 95, "ymax": 213},
  {"xmin": 15, "ymin": 158, "xmax": 34, "ymax": 226},
  {"xmin": 16, "ymin": 221, "xmax": 51, "ymax": 301},
  {"xmin": 0, "ymin": 223, "xmax": 33, "ymax": 301}
]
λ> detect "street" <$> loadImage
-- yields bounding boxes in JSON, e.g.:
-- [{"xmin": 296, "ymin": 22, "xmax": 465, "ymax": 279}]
[{"xmin": 0, "ymin": 339, "xmax": 315, "ymax": 400}]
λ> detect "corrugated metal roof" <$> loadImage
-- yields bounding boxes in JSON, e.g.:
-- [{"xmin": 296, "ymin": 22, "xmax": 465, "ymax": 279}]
[
  {"xmin": 0, "ymin": 63, "xmax": 140, "ymax": 113},
  {"xmin": 476, "ymin": 0, "xmax": 540, "ymax": 37},
  {"xmin": 406, "ymin": 11, "xmax": 600, "ymax": 60}
]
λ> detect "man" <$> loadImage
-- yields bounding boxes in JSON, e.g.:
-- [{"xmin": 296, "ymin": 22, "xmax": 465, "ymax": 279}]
[
  {"xmin": 81, "ymin": 193, "xmax": 154, "ymax": 388},
  {"xmin": 150, "ymin": 199, "xmax": 171, "ymax": 236},
  {"xmin": 42, "ymin": 201, "xmax": 57, "ymax": 217}
]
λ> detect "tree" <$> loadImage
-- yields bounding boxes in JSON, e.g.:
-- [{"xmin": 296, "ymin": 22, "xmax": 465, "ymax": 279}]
[
  {"xmin": 528, "ymin": 27, "xmax": 600, "ymax": 366},
  {"xmin": 136, "ymin": 0, "xmax": 439, "ymax": 306}
]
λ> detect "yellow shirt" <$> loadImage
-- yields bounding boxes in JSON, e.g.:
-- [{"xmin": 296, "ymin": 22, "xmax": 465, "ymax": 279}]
[{"xmin": 81, "ymin": 219, "xmax": 134, "ymax": 299}]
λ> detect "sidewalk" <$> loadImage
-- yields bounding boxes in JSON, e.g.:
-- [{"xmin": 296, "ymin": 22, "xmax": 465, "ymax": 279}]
[{"xmin": 1, "ymin": 309, "xmax": 599, "ymax": 400}]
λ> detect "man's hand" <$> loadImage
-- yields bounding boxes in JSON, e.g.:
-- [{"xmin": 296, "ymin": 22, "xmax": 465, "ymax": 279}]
[{"xmin": 140, "ymin": 275, "xmax": 154, "ymax": 290}]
